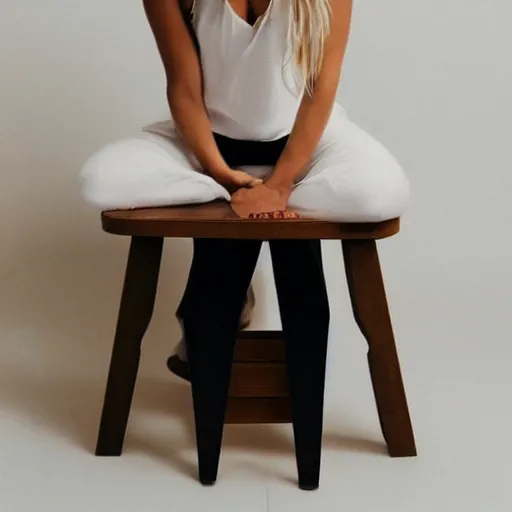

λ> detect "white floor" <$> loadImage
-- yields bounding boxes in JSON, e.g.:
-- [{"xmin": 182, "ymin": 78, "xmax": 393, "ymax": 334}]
[{"xmin": 1, "ymin": 230, "xmax": 511, "ymax": 512}]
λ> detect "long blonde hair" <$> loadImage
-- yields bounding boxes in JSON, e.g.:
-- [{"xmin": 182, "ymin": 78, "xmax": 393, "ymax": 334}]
[{"xmin": 287, "ymin": 0, "xmax": 332, "ymax": 94}]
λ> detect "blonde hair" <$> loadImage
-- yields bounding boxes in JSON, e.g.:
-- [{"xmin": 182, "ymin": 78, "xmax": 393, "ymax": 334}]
[{"xmin": 287, "ymin": 0, "xmax": 332, "ymax": 94}]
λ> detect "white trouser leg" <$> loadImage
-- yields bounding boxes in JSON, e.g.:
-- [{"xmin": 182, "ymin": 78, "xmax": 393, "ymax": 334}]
[
  {"xmin": 289, "ymin": 105, "xmax": 410, "ymax": 222},
  {"xmin": 80, "ymin": 131, "xmax": 229, "ymax": 210}
]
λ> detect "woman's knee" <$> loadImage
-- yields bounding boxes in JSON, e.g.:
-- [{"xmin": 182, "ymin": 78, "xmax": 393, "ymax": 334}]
[
  {"xmin": 348, "ymin": 153, "xmax": 410, "ymax": 222},
  {"xmin": 304, "ymin": 120, "xmax": 411, "ymax": 222},
  {"xmin": 80, "ymin": 135, "xmax": 229, "ymax": 211},
  {"xmin": 292, "ymin": 171, "xmax": 409, "ymax": 223},
  {"xmin": 80, "ymin": 137, "xmax": 153, "ymax": 210},
  {"xmin": 293, "ymin": 146, "xmax": 410, "ymax": 222}
]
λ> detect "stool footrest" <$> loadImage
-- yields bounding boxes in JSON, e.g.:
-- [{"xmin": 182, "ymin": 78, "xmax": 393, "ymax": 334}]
[
  {"xmin": 227, "ymin": 331, "xmax": 290, "ymax": 423},
  {"xmin": 226, "ymin": 397, "xmax": 292, "ymax": 424}
]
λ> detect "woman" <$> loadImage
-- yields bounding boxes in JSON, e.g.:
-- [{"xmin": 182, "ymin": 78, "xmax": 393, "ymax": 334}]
[{"xmin": 81, "ymin": 0, "xmax": 409, "ymax": 381}]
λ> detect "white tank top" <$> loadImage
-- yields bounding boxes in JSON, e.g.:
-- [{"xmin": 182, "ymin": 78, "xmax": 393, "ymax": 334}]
[
  {"xmin": 144, "ymin": 0, "xmax": 303, "ymax": 142},
  {"xmin": 193, "ymin": 0, "xmax": 302, "ymax": 141}
]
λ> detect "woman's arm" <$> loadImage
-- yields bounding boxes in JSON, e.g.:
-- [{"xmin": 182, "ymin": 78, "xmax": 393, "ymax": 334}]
[
  {"xmin": 265, "ymin": 0, "xmax": 353, "ymax": 193},
  {"xmin": 143, "ymin": 0, "xmax": 260, "ymax": 189}
]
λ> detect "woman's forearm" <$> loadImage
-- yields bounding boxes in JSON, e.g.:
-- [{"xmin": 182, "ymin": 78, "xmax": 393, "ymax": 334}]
[
  {"xmin": 144, "ymin": 0, "xmax": 231, "ymax": 180},
  {"xmin": 168, "ymin": 84, "xmax": 231, "ymax": 178},
  {"xmin": 266, "ymin": 0, "xmax": 352, "ymax": 193},
  {"xmin": 266, "ymin": 89, "xmax": 336, "ymax": 191}
]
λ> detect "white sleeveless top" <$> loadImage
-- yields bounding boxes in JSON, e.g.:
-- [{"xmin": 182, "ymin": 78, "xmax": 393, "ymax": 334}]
[
  {"xmin": 146, "ymin": 0, "xmax": 303, "ymax": 142},
  {"xmin": 193, "ymin": 0, "xmax": 302, "ymax": 141}
]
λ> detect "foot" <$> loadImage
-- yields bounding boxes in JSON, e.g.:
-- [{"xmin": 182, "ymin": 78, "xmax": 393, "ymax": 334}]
[
  {"xmin": 166, "ymin": 354, "xmax": 190, "ymax": 382},
  {"xmin": 167, "ymin": 287, "xmax": 256, "ymax": 382},
  {"xmin": 230, "ymin": 183, "xmax": 293, "ymax": 219}
]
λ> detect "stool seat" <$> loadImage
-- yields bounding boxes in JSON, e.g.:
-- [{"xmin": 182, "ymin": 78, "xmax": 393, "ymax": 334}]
[{"xmin": 102, "ymin": 202, "xmax": 400, "ymax": 240}]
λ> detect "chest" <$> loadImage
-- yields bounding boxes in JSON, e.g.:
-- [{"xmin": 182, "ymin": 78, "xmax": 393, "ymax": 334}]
[
  {"xmin": 194, "ymin": 0, "xmax": 286, "ymax": 50},
  {"xmin": 227, "ymin": 0, "xmax": 272, "ymax": 24},
  {"xmin": 193, "ymin": 0, "xmax": 294, "ymax": 78}
]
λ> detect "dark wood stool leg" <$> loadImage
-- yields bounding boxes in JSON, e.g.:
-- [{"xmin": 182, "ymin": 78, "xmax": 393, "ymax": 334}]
[
  {"xmin": 180, "ymin": 239, "xmax": 262, "ymax": 485},
  {"xmin": 96, "ymin": 236, "xmax": 163, "ymax": 456},
  {"xmin": 189, "ymin": 333, "xmax": 239, "ymax": 486},
  {"xmin": 342, "ymin": 239, "xmax": 416, "ymax": 457},
  {"xmin": 270, "ymin": 240, "xmax": 330, "ymax": 490}
]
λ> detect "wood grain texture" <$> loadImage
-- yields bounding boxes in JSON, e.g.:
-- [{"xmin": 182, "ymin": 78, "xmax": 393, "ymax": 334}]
[
  {"xmin": 234, "ymin": 331, "xmax": 286, "ymax": 362},
  {"xmin": 225, "ymin": 398, "xmax": 292, "ymax": 424},
  {"xmin": 95, "ymin": 236, "xmax": 163, "ymax": 456},
  {"xmin": 342, "ymin": 239, "xmax": 417, "ymax": 457},
  {"xmin": 102, "ymin": 202, "xmax": 400, "ymax": 240},
  {"xmin": 229, "ymin": 363, "xmax": 288, "ymax": 398}
]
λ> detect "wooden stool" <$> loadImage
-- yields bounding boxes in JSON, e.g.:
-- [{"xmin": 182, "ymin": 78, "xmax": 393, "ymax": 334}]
[{"xmin": 95, "ymin": 202, "xmax": 416, "ymax": 489}]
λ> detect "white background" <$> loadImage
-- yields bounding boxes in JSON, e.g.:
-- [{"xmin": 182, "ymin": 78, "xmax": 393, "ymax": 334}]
[{"xmin": 1, "ymin": 1, "xmax": 511, "ymax": 511}]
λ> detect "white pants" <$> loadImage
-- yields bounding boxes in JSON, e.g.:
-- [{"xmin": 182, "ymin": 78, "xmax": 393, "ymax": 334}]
[{"xmin": 80, "ymin": 105, "xmax": 410, "ymax": 222}]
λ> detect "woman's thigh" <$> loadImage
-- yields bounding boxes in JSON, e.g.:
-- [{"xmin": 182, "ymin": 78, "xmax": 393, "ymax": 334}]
[
  {"xmin": 289, "ymin": 106, "xmax": 411, "ymax": 222},
  {"xmin": 80, "ymin": 131, "xmax": 229, "ymax": 210}
]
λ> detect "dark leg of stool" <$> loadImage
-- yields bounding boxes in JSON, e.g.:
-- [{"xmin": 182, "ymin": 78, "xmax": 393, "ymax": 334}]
[
  {"xmin": 270, "ymin": 240, "xmax": 330, "ymax": 490},
  {"xmin": 179, "ymin": 239, "xmax": 262, "ymax": 485},
  {"xmin": 342, "ymin": 239, "xmax": 416, "ymax": 457},
  {"xmin": 96, "ymin": 236, "xmax": 163, "ymax": 456}
]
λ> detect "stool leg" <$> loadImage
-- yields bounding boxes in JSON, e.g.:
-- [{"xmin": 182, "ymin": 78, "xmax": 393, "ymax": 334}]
[
  {"xmin": 270, "ymin": 240, "xmax": 330, "ymax": 490},
  {"xmin": 96, "ymin": 236, "xmax": 163, "ymax": 456},
  {"xmin": 342, "ymin": 239, "xmax": 416, "ymax": 457},
  {"xmin": 180, "ymin": 239, "xmax": 262, "ymax": 485}
]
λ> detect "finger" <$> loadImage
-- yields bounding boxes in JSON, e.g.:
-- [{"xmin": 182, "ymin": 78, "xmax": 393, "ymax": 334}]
[
  {"xmin": 238, "ymin": 177, "xmax": 261, "ymax": 188},
  {"xmin": 247, "ymin": 178, "xmax": 263, "ymax": 188}
]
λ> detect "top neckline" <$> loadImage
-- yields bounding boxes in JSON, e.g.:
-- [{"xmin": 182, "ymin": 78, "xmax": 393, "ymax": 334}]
[{"xmin": 224, "ymin": 0, "xmax": 274, "ymax": 32}]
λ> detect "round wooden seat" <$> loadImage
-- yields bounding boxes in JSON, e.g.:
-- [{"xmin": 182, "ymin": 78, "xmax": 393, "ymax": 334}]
[{"xmin": 102, "ymin": 201, "xmax": 400, "ymax": 240}]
